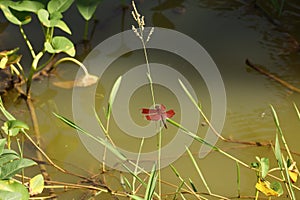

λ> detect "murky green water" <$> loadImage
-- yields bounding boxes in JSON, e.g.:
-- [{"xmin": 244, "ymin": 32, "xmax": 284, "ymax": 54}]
[{"xmin": 1, "ymin": 0, "xmax": 300, "ymax": 199}]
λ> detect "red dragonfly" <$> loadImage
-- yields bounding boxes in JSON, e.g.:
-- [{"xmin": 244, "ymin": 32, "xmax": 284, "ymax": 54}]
[{"xmin": 141, "ymin": 104, "xmax": 175, "ymax": 129}]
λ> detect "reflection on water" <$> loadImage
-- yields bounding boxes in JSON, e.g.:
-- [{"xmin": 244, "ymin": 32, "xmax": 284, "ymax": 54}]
[{"xmin": 1, "ymin": 0, "xmax": 300, "ymax": 198}]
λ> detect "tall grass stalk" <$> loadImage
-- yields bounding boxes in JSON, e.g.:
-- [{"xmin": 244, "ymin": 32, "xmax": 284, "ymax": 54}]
[{"xmin": 131, "ymin": 1, "xmax": 161, "ymax": 198}]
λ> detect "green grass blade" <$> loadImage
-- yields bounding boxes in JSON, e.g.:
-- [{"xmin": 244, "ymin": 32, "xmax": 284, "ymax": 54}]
[
  {"xmin": 186, "ymin": 147, "xmax": 211, "ymax": 194},
  {"xmin": 275, "ymin": 134, "xmax": 283, "ymax": 168},
  {"xmin": 282, "ymin": 156, "xmax": 296, "ymax": 200},
  {"xmin": 93, "ymin": 107, "xmax": 107, "ymax": 134},
  {"xmin": 120, "ymin": 173, "xmax": 132, "ymax": 191},
  {"xmin": 167, "ymin": 119, "xmax": 218, "ymax": 151},
  {"xmin": 173, "ymin": 180, "xmax": 184, "ymax": 200},
  {"xmin": 178, "ymin": 79, "xmax": 198, "ymax": 107},
  {"xmin": 293, "ymin": 102, "xmax": 300, "ymax": 121},
  {"xmin": 53, "ymin": 112, "xmax": 127, "ymax": 161},
  {"xmin": 106, "ymin": 76, "xmax": 122, "ymax": 119},
  {"xmin": 122, "ymin": 164, "xmax": 146, "ymax": 188},
  {"xmin": 188, "ymin": 178, "xmax": 197, "ymax": 192},
  {"xmin": 236, "ymin": 162, "xmax": 240, "ymax": 197},
  {"xmin": 270, "ymin": 105, "xmax": 294, "ymax": 162},
  {"xmin": 170, "ymin": 164, "xmax": 180, "ymax": 178},
  {"xmin": 145, "ymin": 164, "xmax": 157, "ymax": 200}
]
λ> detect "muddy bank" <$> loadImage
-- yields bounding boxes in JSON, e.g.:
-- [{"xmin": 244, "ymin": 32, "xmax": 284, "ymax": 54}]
[{"xmin": 0, "ymin": 68, "xmax": 19, "ymax": 95}]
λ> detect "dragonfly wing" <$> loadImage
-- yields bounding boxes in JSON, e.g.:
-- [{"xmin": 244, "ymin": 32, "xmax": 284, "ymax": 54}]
[
  {"xmin": 141, "ymin": 108, "xmax": 157, "ymax": 114},
  {"xmin": 166, "ymin": 109, "xmax": 175, "ymax": 118},
  {"xmin": 145, "ymin": 114, "xmax": 161, "ymax": 121},
  {"xmin": 160, "ymin": 104, "xmax": 166, "ymax": 111}
]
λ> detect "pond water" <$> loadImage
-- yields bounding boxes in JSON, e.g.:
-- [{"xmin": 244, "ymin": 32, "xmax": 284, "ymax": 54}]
[{"xmin": 1, "ymin": 0, "xmax": 300, "ymax": 199}]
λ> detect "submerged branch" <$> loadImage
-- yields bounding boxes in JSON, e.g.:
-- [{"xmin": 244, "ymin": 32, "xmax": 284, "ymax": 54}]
[{"xmin": 245, "ymin": 59, "xmax": 300, "ymax": 93}]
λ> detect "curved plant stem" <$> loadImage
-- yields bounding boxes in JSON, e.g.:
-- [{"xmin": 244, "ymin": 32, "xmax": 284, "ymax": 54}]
[{"xmin": 53, "ymin": 57, "xmax": 89, "ymax": 76}]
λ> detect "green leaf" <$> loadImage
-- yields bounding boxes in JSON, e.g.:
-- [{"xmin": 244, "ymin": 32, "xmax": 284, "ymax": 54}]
[
  {"xmin": 29, "ymin": 174, "xmax": 44, "ymax": 195},
  {"xmin": 0, "ymin": 139, "xmax": 6, "ymax": 156},
  {"xmin": 2, "ymin": 120, "xmax": 29, "ymax": 137},
  {"xmin": 0, "ymin": 191, "xmax": 22, "ymax": 200},
  {"xmin": 37, "ymin": 9, "xmax": 50, "ymax": 26},
  {"xmin": 270, "ymin": 181, "xmax": 283, "ymax": 196},
  {"xmin": 47, "ymin": 0, "xmax": 74, "ymax": 14},
  {"xmin": 260, "ymin": 157, "xmax": 269, "ymax": 179},
  {"xmin": 0, "ymin": 5, "xmax": 31, "ymax": 25},
  {"xmin": 0, "ymin": 158, "xmax": 37, "ymax": 179},
  {"xmin": 50, "ymin": 11, "xmax": 63, "ymax": 20},
  {"xmin": 106, "ymin": 76, "xmax": 122, "ymax": 119},
  {"xmin": 0, "ymin": 154, "xmax": 19, "ymax": 167},
  {"xmin": 4, "ymin": 120, "xmax": 29, "ymax": 130},
  {"xmin": 145, "ymin": 164, "xmax": 157, "ymax": 200},
  {"xmin": 49, "ymin": 19, "xmax": 71, "ymax": 34},
  {"xmin": 44, "ymin": 36, "xmax": 75, "ymax": 56},
  {"xmin": 0, "ymin": 180, "xmax": 29, "ymax": 200},
  {"xmin": 9, "ymin": 1, "xmax": 44, "ymax": 13},
  {"xmin": 38, "ymin": 9, "xmax": 71, "ymax": 34},
  {"xmin": 0, "ymin": 149, "xmax": 20, "ymax": 167},
  {"xmin": 76, "ymin": 0, "xmax": 102, "ymax": 21}
]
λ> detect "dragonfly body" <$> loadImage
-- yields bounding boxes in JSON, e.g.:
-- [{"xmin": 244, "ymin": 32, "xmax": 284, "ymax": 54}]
[{"xmin": 141, "ymin": 104, "xmax": 175, "ymax": 129}]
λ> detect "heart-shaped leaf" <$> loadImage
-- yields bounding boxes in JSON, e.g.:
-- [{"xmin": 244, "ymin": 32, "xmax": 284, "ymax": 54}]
[
  {"xmin": 48, "ymin": 0, "xmax": 74, "ymax": 14},
  {"xmin": 37, "ymin": 9, "xmax": 50, "ymax": 26},
  {"xmin": 76, "ymin": 0, "xmax": 102, "ymax": 21},
  {"xmin": 1, "ymin": 120, "xmax": 29, "ymax": 137},
  {"xmin": 0, "ymin": 5, "xmax": 31, "ymax": 25},
  {"xmin": 49, "ymin": 19, "xmax": 71, "ymax": 34},
  {"xmin": 44, "ymin": 36, "xmax": 75, "ymax": 56},
  {"xmin": 9, "ymin": 1, "xmax": 44, "ymax": 13},
  {"xmin": 38, "ymin": 9, "xmax": 71, "ymax": 34}
]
